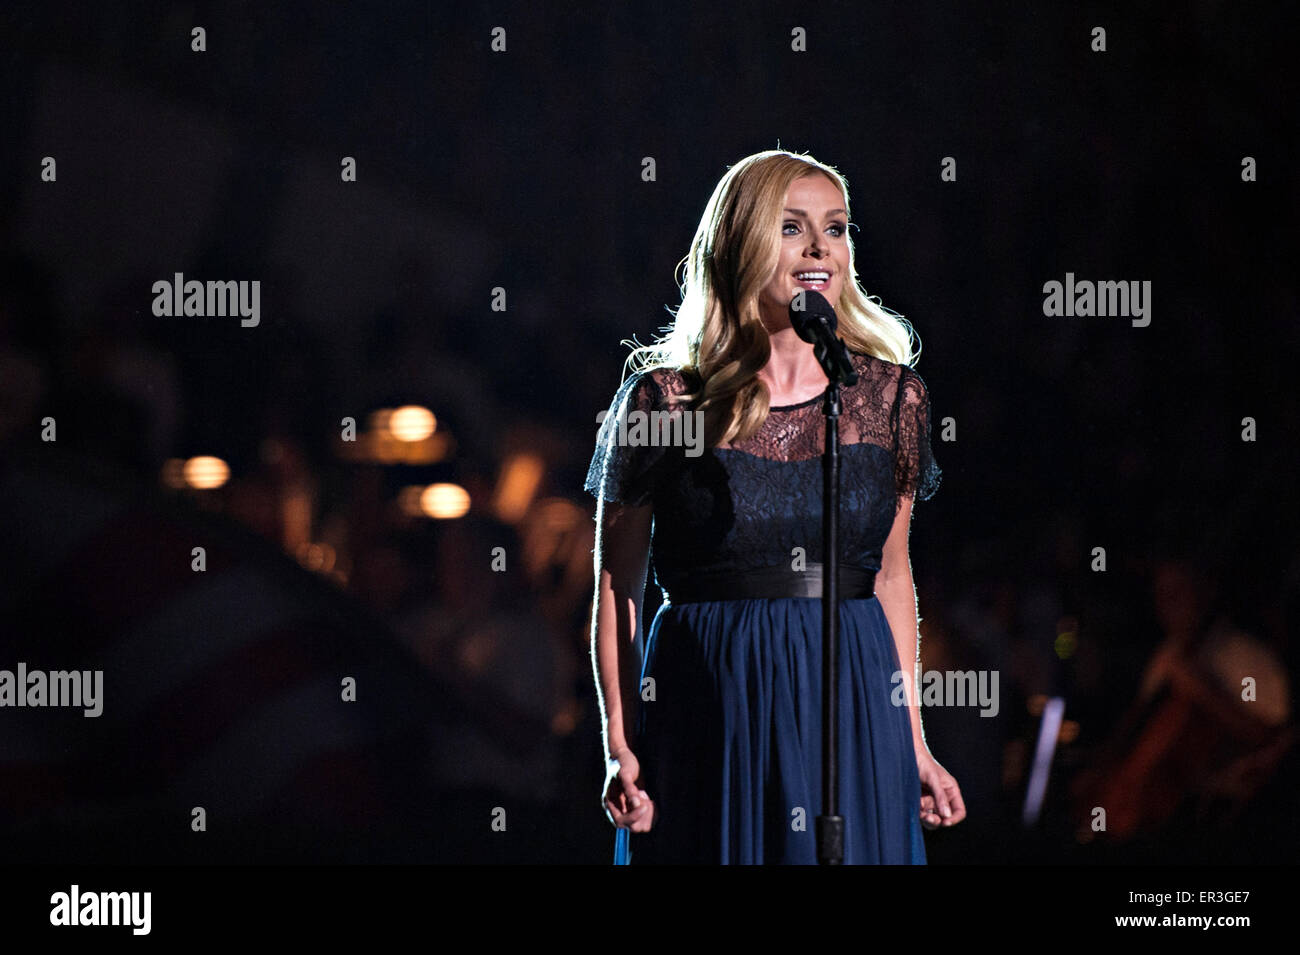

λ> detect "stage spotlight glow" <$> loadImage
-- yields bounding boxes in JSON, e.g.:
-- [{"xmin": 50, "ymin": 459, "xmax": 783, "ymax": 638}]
[
  {"xmin": 388, "ymin": 405, "xmax": 436, "ymax": 442},
  {"xmin": 183, "ymin": 455, "xmax": 230, "ymax": 489},
  {"xmin": 420, "ymin": 482, "xmax": 470, "ymax": 519}
]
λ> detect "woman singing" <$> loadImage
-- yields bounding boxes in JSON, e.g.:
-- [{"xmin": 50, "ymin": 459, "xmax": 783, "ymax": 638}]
[{"xmin": 586, "ymin": 148, "xmax": 966, "ymax": 864}]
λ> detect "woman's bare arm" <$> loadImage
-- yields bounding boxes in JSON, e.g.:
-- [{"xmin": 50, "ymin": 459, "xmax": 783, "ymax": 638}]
[
  {"xmin": 877, "ymin": 494, "xmax": 927, "ymax": 755},
  {"xmin": 590, "ymin": 495, "xmax": 653, "ymax": 762},
  {"xmin": 879, "ymin": 493, "xmax": 966, "ymax": 826}
]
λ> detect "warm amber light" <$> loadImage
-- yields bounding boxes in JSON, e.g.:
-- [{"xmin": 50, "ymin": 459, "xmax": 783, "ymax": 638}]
[
  {"xmin": 388, "ymin": 405, "xmax": 436, "ymax": 442},
  {"xmin": 493, "ymin": 453, "xmax": 545, "ymax": 522},
  {"xmin": 183, "ymin": 455, "xmax": 230, "ymax": 489},
  {"xmin": 420, "ymin": 482, "xmax": 470, "ymax": 519}
]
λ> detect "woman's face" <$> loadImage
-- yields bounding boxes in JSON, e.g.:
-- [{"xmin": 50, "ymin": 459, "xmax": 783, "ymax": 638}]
[{"xmin": 757, "ymin": 173, "xmax": 851, "ymax": 328}]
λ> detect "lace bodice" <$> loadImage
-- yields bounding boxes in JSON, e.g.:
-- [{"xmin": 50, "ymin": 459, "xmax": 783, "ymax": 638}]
[{"xmin": 584, "ymin": 351, "xmax": 941, "ymax": 596}]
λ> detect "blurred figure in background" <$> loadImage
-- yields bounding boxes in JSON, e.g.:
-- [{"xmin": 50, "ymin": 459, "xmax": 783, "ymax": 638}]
[
  {"xmin": 1071, "ymin": 552, "xmax": 1292, "ymax": 846},
  {"xmin": 394, "ymin": 515, "xmax": 575, "ymax": 803}
]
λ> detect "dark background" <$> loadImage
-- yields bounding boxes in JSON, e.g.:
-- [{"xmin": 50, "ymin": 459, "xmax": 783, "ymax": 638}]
[{"xmin": 0, "ymin": 1, "xmax": 1296, "ymax": 863}]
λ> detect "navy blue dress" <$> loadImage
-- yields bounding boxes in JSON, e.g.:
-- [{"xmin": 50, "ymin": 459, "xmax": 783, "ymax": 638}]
[{"xmin": 585, "ymin": 351, "xmax": 941, "ymax": 864}]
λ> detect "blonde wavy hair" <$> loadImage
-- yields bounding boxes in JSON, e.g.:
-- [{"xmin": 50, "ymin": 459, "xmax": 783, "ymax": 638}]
[{"xmin": 624, "ymin": 148, "xmax": 921, "ymax": 447}]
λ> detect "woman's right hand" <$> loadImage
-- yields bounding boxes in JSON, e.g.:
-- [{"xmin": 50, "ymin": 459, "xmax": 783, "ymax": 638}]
[{"xmin": 603, "ymin": 748, "xmax": 655, "ymax": 832}]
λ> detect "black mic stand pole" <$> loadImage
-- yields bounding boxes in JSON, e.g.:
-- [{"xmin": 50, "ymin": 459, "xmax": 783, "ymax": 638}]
[{"xmin": 810, "ymin": 326, "xmax": 858, "ymax": 866}]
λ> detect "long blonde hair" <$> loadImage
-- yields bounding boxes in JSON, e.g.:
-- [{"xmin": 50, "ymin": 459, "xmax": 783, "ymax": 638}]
[{"xmin": 625, "ymin": 148, "xmax": 921, "ymax": 447}]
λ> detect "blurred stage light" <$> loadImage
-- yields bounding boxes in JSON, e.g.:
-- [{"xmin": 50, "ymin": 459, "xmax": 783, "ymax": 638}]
[
  {"xmin": 388, "ymin": 405, "xmax": 436, "ymax": 442},
  {"xmin": 420, "ymin": 482, "xmax": 470, "ymax": 519},
  {"xmin": 493, "ymin": 453, "xmax": 545, "ymax": 523},
  {"xmin": 183, "ymin": 455, "xmax": 230, "ymax": 489},
  {"xmin": 338, "ymin": 407, "xmax": 449, "ymax": 464}
]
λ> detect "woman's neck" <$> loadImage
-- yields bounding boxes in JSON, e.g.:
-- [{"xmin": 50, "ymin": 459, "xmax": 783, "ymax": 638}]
[{"xmin": 760, "ymin": 325, "xmax": 828, "ymax": 395}]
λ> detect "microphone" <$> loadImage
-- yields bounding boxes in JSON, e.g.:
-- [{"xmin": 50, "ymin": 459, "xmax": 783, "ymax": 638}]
[{"xmin": 788, "ymin": 289, "xmax": 859, "ymax": 386}]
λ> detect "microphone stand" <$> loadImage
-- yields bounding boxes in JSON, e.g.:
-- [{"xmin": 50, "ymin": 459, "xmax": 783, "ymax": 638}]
[{"xmin": 808, "ymin": 322, "xmax": 859, "ymax": 866}]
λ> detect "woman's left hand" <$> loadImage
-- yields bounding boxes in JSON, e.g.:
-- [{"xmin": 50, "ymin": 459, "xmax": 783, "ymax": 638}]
[{"xmin": 916, "ymin": 751, "xmax": 966, "ymax": 829}]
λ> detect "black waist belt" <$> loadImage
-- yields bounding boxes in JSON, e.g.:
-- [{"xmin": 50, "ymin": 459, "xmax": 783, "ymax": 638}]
[{"xmin": 663, "ymin": 562, "xmax": 877, "ymax": 603}]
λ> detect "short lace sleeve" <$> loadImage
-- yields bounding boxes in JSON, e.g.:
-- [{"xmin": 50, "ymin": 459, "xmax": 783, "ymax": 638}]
[
  {"xmin": 893, "ymin": 366, "xmax": 942, "ymax": 502},
  {"xmin": 584, "ymin": 370, "xmax": 676, "ymax": 507}
]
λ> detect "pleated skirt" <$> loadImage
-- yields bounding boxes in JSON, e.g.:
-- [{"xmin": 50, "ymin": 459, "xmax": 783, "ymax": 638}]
[{"xmin": 614, "ymin": 596, "xmax": 927, "ymax": 865}]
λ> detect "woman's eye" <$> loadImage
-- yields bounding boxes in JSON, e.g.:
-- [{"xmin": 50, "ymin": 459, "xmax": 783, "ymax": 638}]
[{"xmin": 784, "ymin": 221, "xmax": 848, "ymax": 236}]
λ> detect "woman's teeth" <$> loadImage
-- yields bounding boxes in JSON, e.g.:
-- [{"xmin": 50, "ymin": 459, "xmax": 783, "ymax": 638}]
[{"xmin": 794, "ymin": 272, "xmax": 830, "ymax": 287}]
